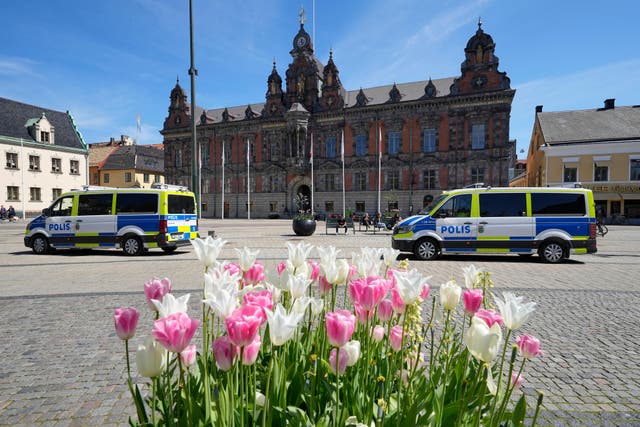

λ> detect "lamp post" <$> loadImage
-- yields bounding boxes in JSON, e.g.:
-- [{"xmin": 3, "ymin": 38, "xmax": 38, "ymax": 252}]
[{"xmin": 188, "ymin": 0, "xmax": 199, "ymax": 217}]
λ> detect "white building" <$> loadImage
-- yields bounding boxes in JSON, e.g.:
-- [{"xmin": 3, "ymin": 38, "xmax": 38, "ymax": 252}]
[{"xmin": 0, "ymin": 97, "xmax": 88, "ymax": 218}]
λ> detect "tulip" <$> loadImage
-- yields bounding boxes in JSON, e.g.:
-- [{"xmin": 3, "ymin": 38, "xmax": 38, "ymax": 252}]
[
  {"xmin": 180, "ymin": 344, "xmax": 197, "ymax": 368},
  {"xmin": 440, "ymin": 280, "xmax": 462, "ymax": 311},
  {"xmin": 516, "ymin": 334, "xmax": 544, "ymax": 359},
  {"xmin": 212, "ymin": 336, "xmax": 239, "ymax": 371},
  {"xmin": 286, "ymin": 274, "xmax": 312, "ymax": 300},
  {"xmin": 377, "ymin": 299, "xmax": 393, "ymax": 322},
  {"xmin": 114, "ymin": 307, "xmax": 139, "ymax": 340},
  {"xmin": 226, "ymin": 305, "xmax": 264, "ymax": 347},
  {"xmin": 243, "ymin": 262, "xmax": 265, "ymax": 285},
  {"xmin": 291, "ymin": 296, "xmax": 312, "ymax": 315},
  {"xmin": 264, "ymin": 304, "xmax": 302, "ymax": 346},
  {"xmin": 308, "ymin": 260, "xmax": 320, "ymax": 281},
  {"xmin": 317, "ymin": 275, "xmax": 332, "ymax": 294},
  {"xmin": 389, "ymin": 325, "xmax": 404, "ymax": 352},
  {"xmin": 309, "ymin": 297, "xmax": 324, "ymax": 316},
  {"xmin": 511, "ymin": 372, "xmax": 523, "ymax": 389},
  {"xmin": 495, "ymin": 292, "xmax": 536, "ymax": 331},
  {"xmin": 420, "ymin": 284, "xmax": 430, "ymax": 300},
  {"xmin": 391, "ymin": 287, "xmax": 406, "ymax": 314},
  {"xmin": 286, "ymin": 241, "xmax": 314, "ymax": 268},
  {"xmin": 325, "ymin": 310, "xmax": 356, "ymax": 347},
  {"xmin": 243, "ymin": 290, "xmax": 273, "ymax": 312},
  {"xmin": 242, "ymin": 335, "xmax": 261, "ymax": 366},
  {"xmin": 342, "ymin": 340, "xmax": 361, "ymax": 367},
  {"xmin": 255, "ymin": 391, "xmax": 266, "ymax": 407},
  {"xmin": 349, "ymin": 276, "xmax": 389, "ymax": 310},
  {"xmin": 354, "ymin": 303, "xmax": 374, "ymax": 325},
  {"xmin": 191, "ymin": 236, "xmax": 226, "ymax": 268},
  {"xmin": 371, "ymin": 325, "xmax": 385, "ymax": 342},
  {"xmin": 204, "ymin": 263, "xmax": 242, "ymax": 294},
  {"xmin": 475, "ymin": 309, "xmax": 504, "ymax": 327},
  {"xmin": 152, "ymin": 293, "xmax": 190, "ymax": 318},
  {"xmin": 153, "ymin": 312, "xmax": 200, "ymax": 353},
  {"xmin": 394, "ymin": 269, "xmax": 430, "ymax": 305},
  {"xmin": 462, "ymin": 264, "xmax": 485, "ymax": 289},
  {"xmin": 317, "ymin": 245, "xmax": 340, "ymax": 268},
  {"xmin": 203, "ymin": 283, "xmax": 238, "ymax": 320},
  {"xmin": 462, "ymin": 289, "xmax": 484, "ymax": 316},
  {"xmin": 144, "ymin": 277, "xmax": 172, "ymax": 311},
  {"xmin": 223, "ymin": 261, "xmax": 242, "ymax": 277},
  {"xmin": 380, "ymin": 247, "xmax": 400, "ymax": 266},
  {"xmin": 136, "ymin": 336, "xmax": 167, "ymax": 378},
  {"xmin": 235, "ymin": 247, "xmax": 260, "ymax": 272},
  {"xmin": 465, "ymin": 316, "xmax": 502, "ymax": 364},
  {"xmin": 329, "ymin": 348, "xmax": 349, "ymax": 375},
  {"xmin": 276, "ymin": 262, "xmax": 287, "ymax": 275}
]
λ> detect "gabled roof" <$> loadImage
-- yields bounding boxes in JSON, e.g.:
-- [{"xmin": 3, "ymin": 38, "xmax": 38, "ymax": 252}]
[
  {"xmin": 101, "ymin": 145, "xmax": 164, "ymax": 172},
  {"xmin": 89, "ymin": 146, "xmax": 118, "ymax": 167},
  {"xmin": 538, "ymin": 106, "xmax": 640, "ymax": 144},
  {"xmin": 0, "ymin": 97, "xmax": 86, "ymax": 150}
]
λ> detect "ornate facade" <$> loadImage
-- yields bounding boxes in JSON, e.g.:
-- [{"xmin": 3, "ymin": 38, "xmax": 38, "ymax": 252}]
[{"xmin": 161, "ymin": 19, "xmax": 515, "ymax": 218}]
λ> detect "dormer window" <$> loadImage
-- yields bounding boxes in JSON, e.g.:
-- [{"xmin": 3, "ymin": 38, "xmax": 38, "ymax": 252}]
[
  {"xmin": 40, "ymin": 131, "xmax": 50, "ymax": 143},
  {"xmin": 26, "ymin": 112, "xmax": 55, "ymax": 144}
]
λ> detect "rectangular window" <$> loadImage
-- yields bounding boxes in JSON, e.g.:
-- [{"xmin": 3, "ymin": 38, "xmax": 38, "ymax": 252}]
[
  {"xmin": 79, "ymin": 194, "xmax": 113, "ymax": 215},
  {"xmin": 471, "ymin": 167, "xmax": 485, "ymax": 184},
  {"xmin": 563, "ymin": 165, "xmax": 577, "ymax": 183},
  {"xmin": 388, "ymin": 132, "xmax": 400, "ymax": 155},
  {"xmin": 422, "ymin": 128, "xmax": 437, "ymax": 152},
  {"xmin": 6, "ymin": 152, "xmax": 18, "ymax": 169},
  {"xmin": 7, "ymin": 186, "xmax": 19, "ymax": 201},
  {"xmin": 52, "ymin": 188, "xmax": 62, "ymax": 200},
  {"xmin": 355, "ymin": 135, "xmax": 367, "ymax": 156},
  {"xmin": 92, "ymin": 172, "xmax": 99, "ymax": 184},
  {"xmin": 269, "ymin": 202, "xmax": 277, "ymax": 212},
  {"xmin": 124, "ymin": 172, "xmax": 132, "ymax": 183},
  {"xmin": 388, "ymin": 201, "xmax": 399, "ymax": 211},
  {"xmin": 270, "ymin": 141, "xmax": 280, "ymax": 161},
  {"xmin": 40, "ymin": 131, "xmax": 50, "ymax": 143},
  {"xmin": 532, "ymin": 193, "xmax": 585, "ymax": 216},
  {"xmin": 29, "ymin": 155, "xmax": 40, "ymax": 171},
  {"xmin": 70, "ymin": 160, "xmax": 79, "ymax": 174},
  {"xmin": 104, "ymin": 173, "xmax": 110, "ymax": 183},
  {"xmin": 325, "ymin": 137, "xmax": 336, "ymax": 158},
  {"xmin": 355, "ymin": 172, "xmax": 367, "ymax": 191},
  {"xmin": 168, "ymin": 194, "xmax": 195, "ymax": 214},
  {"xmin": 325, "ymin": 174, "xmax": 336, "ymax": 191},
  {"xmin": 631, "ymin": 159, "xmax": 640, "ymax": 181},
  {"xmin": 479, "ymin": 193, "xmax": 527, "ymax": 217},
  {"xmin": 325, "ymin": 201, "xmax": 334, "ymax": 212},
  {"xmin": 175, "ymin": 149, "xmax": 182, "ymax": 167},
  {"xmin": 388, "ymin": 170, "xmax": 400, "ymax": 189},
  {"xmin": 202, "ymin": 179, "xmax": 210, "ymax": 193},
  {"xmin": 29, "ymin": 187, "xmax": 41, "ymax": 202},
  {"xmin": 52, "ymin": 158, "xmax": 61, "ymax": 173},
  {"xmin": 355, "ymin": 201, "xmax": 365, "ymax": 212},
  {"xmin": 143, "ymin": 173, "xmax": 150, "ymax": 183},
  {"xmin": 471, "ymin": 124, "xmax": 485, "ymax": 149},
  {"xmin": 594, "ymin": 163, "xmax": 608, "ymax": 182},
  {"xmin": 116, "ymin": 193, "xmax": 157, "ymax": 214},
  {"xmin": 423, "ymin": 170, "xmax": 436, "ymax": 189}
]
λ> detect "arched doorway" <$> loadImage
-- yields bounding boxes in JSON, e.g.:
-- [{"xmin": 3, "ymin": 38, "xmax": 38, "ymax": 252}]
[{"xmin": 295, "ymin": 185, "xmax": 312, "ymax": 213}]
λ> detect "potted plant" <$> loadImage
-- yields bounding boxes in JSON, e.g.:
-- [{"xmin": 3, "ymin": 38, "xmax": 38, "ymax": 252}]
[{"xmin": 292, "ymin": 194, "xmax": 316, "ymax": 236}]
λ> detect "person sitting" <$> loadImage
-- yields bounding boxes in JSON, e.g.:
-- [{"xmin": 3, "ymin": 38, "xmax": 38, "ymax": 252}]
[
  {"xmin": 7, "ymin": 205, "xmax": 16, "ymax": 222},
  {"xmin": 0, "ymin": 205, "xmax": 6, "ymax": 220},
  {"xmin": 389, "ymin": 213, "xmax": 401, "ymax": 228},
  {"xmin": 336, "ymin": 214, "xmax": 348, "ymax": 234},
  {"xmin": 361, "ymin": 213, "xmax": 372, "ymax": 231},
  {"xmin": 374, "ymin": 212, "xmax": 387, "ymax": 230}
]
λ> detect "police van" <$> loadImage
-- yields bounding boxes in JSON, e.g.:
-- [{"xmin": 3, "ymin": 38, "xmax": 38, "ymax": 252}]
[
  {"xmin": 392, "ymin": 186, "xmax": 597, "ymax": 263},
  {"xmin": 24, "ymin": 184, "xmax": 198, "ymax": 255}
]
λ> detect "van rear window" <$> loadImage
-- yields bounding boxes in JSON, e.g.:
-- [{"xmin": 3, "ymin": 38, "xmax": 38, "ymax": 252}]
[
  {"xmin": 168, "ymin": 195, "xmax": 195, "ymax": 214},
  {"xmin": 78, "ymin": 194, "xmax": 113, "ymax": 215},
  {"xmin": 531, "ymin": 193, "xmax": 585, "ymax": 216},
  {"xmin": 116, "ymin": 193, "xmax": 158, "ymax": 214},
  {"xmin": 479, "ymin": 193, "xmax": 526, "ymax": 217}
]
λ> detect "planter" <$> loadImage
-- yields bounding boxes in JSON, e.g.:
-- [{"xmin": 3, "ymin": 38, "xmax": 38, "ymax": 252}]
[{"xmin": 292, "ymin": 218, "xmax": 316, "ymax": 236}]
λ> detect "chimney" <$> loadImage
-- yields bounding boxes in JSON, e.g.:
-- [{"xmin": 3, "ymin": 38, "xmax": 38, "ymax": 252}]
[
  {"xmin": 604, "ymin": 99, "xmax": 615, "ymax": 110},
  {"xmin": 535, "ymin": 105, "xmax": 543, "ymax": 113}
]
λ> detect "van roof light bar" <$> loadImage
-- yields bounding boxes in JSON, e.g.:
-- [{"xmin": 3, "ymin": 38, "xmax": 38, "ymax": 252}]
[{"xmin": 151, "ymin": 183, "xmax": 189, "ymax": 191}]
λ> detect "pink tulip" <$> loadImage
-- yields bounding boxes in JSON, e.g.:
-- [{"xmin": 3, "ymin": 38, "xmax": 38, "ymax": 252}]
[
  {"xmin": 475, "ymin": 309, "xmax": 504, "ymax": 328},
  {"xmin": 243, "ymin": 290, "xmax": 273, "ymax": 312},
  {"xmin": 243, "ymin": 262, "xmax": 265, "ymax": 286},
  {"xmin": 308, "ymin": 261, "xmax": 320, "ymax": 281},
  {"xmin": 318, "ymin": 275, "xmax": 332, "ymax": 294},
  {"xmin": 213, "ymin": 336, "xmax": 239, "ymax": 371},
  {"xmin": 329, "ymin": 348, "xmax": 349, "ymax": 375},
  {"xmin": 226, "ymin": 305, "xmax": 264, "ymax": 347},
  {"xmin": 371, "ymin": 325, "xmax": 385, "ymax": 342},
  {"xmin": 114, "ymin": 307, "xmax": 139, "ymax": 340},
  {"xmin": 153, "ymin": 312, "xmax": 200, "ymax": 353},
  {"xmin": 420, "ymin": 284, "xmax": 430, "ymax": 300},
  {"xmin": 516, "ymin": 334, "xmax": 544, "ymax": 359},
  {"xmin": 349, "ymin": 276, "xmax": 389, "ymax": 311},
  {"xmin": 325, "ymin": 310, "xmax": 356, "ymax": 347},
  {"xmin": 354, "ymin": 303, "xmax": 374, "ymax": 325},
  {"xmin": 391, "ymin": 287, "xmax": 406, "ymax": 314},
  {"xmin": 463, "ymin": 289, "xmax": 484, "ymax": 316},
  {"xmin": 390, "ymin": 325, "xmax": 404, "ymax": 352},
  {"xmin": 242, "ymin": 335, "xmax": 261, "ymax": 366},
  {"xmin": 511, "ymin": 372, "xmax": 523, "ymax": 389},
  {"xmin": 377, "ymin": 299, "xmax": 393, "ymax": 322},
  {"xmin": 276, "ymin": 262, "xmax": 286, "ymax": 275},
  {"xmin": 224, "ymin": 262, "xmax": 242, "ymax": 277},
  {"xmin": 180, "ymin": 344, "xmax": 197, "ymax": 368},
  {"xmin": 144, "ymin": 277, "xmax": 172, "ymax": 310}
]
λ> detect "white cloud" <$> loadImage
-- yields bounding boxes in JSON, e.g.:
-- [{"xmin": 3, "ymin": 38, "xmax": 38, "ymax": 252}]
[{"xmin": 0, "ymin": 56, "xmax": 40, "ymax": 78}]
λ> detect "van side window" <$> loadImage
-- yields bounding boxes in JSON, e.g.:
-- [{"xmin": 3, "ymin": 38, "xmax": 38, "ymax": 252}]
[
  {"xmin": 531, "ymin": 193, "xmax": 585, "ymax": 216},
  {"xmin": 479, "ymin": 193, "xmax": 526, "ymax": 217},
  {"xmin": 168, "ymin": 195, "xmax": 195, "ymax": 214},
  {"xmin": 434, "ymin": 194, "xmax": 471, "ymax": 217},
  {"xmin": 116, "ymin": 193, "xmax": 158, "ymax": 214},
  {"xmin": 78, "ymin": 194, "xmax": 112, "ymax": 216},
  {"xmin": 50, "ymin": 196, "xmax": 74, "ymax": 217}
]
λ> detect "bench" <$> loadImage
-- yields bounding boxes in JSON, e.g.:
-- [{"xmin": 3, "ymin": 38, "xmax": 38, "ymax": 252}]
[{"xmin": 325, "ymin": 217, "xmax": 356, "ymax": 234}]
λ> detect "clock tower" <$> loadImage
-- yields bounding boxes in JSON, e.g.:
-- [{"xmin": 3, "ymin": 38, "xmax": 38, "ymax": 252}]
[{"xmin": 285, "ymin": 8, "xmax": 320, "ymax": 112}]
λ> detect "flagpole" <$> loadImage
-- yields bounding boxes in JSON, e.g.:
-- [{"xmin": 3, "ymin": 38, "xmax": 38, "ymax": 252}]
[
  {"xmin": 221, "ymin": 143, "xmax": 225, "ymax": 220},
  {"xmin": 377, "ymin": 122, "xmax": 382, "ymax": 215},
  {"xmin": 310, "ymin": 132, "xmax": 315, "ymax": 216},
  {"xmin": 247, "ymin": 139, "xmax": 251, "ymax": 220},
  {"xmin": 341, "ymin": 129, "xmax": 346, "ymax": 217}
]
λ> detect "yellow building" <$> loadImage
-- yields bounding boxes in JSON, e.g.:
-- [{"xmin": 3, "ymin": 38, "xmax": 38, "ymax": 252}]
[
  {"xmin": 526, "ymin": 100, "xmax": 640, "ymax": 223},
  {"xmin": 89, "ymin": 139, "xmax": 165, "ymax": 188}
]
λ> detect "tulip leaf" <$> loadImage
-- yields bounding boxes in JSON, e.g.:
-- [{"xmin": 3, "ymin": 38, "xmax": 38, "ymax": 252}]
[{"xmin": 511, "ymin": 394, "xmax": 527, "ymax": 425}]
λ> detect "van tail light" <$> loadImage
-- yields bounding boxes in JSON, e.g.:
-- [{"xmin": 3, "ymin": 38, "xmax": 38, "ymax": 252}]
[
  {"xmin": 159, "ymin": 219, "xmax": 168, "ymax": 234},
  {"xmin": 589, "ymin": 222, "xmax": 596, "ymax": 239}
]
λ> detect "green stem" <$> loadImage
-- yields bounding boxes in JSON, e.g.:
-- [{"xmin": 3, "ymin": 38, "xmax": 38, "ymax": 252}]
[
  {"xmin": 262, "ymin": 346, "xmax": 275, "ymax": 427},
  {"xmin": 334, "ymin": 347, "xmax": 341, "ymax": 426},
  {"xmin": 490, "ymin": 329, "xmax": 511, "ymax": 423},
  {"xmin": 202, "ymin": 268, "xmax": 212, "ymax": 425},
  {"xmin": 531, "ymin": 392, "xmax": 544, "ymax": 426},
  {"xmin": 240, "ymin": 354, "xmax": 245, "ymax": 427},
  {"xmin": 151, "ymin": 377, "xmax": 157, "ymax": 426},
  {"xmin": 475, "ymin": 364, "xmax": 488, "ymax": 427}
]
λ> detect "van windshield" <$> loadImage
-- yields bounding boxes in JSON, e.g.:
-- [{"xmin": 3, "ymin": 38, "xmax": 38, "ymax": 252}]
[
  {"xmin": 168, "ymin": 195, "xmax": 195, "ymax": 214},
  {"xmin": 418, "ymin": 194, "xmax": 448, "ymax": 215}
]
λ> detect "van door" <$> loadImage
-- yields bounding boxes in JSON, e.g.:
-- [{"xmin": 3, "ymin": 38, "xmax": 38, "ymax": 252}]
[
  {"xmin": 432, "ymin": 194, "xmax": 477, "ymax": 253},
  {"xmin": 76, "ymin": 193, "xmax": 116, "ymax": 247},
  {"xmin": 46, "ymin": 195, "xmax": 75, "ymax": 247},
  {"xmin": 477, "ymin": 192, "xmax": 533, "ymax": 253}
]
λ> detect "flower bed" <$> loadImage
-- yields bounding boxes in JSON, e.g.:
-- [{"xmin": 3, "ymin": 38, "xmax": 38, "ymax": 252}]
[{"xmin": 114, "ymin": 237, "xmax": 544, "ymax": 426}]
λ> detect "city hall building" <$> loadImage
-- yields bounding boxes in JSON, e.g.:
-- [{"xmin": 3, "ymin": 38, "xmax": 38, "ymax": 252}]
[{"xmin": 161, "ymin": 19, "xmax": 515, "ymax": 219}]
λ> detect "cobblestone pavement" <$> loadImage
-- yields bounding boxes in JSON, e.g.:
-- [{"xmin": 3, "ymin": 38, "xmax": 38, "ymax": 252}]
[{"xmin": 0, "ymin": 219, "xmax": 639, "ymax": 426}]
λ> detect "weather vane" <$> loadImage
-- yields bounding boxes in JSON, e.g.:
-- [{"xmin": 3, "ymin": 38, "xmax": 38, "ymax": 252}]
[{"xmin": 298, "ymin": 5, "xmax": 306, "ymax": 25}]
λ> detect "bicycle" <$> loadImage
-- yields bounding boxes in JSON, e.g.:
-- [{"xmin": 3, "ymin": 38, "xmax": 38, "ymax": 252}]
[{"xmin": 596, "ymin": 218, "xmax": 608, "ymax": 237}]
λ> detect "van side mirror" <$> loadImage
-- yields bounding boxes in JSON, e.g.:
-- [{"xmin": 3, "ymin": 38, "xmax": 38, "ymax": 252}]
[{"xmin": 42, "ymin": 208, "xmax": 50, "ymax": 217}]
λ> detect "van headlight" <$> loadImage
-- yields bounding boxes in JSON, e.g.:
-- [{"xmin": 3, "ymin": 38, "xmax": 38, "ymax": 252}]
[{"xmin": 394, "ymin": 225, "xmax": 413, "ymax": 235}]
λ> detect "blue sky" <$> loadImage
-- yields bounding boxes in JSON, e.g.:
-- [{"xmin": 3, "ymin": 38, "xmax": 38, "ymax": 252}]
[{"xmin": 1, "ymin": 0, "xmax": 638, "ymax": 158}]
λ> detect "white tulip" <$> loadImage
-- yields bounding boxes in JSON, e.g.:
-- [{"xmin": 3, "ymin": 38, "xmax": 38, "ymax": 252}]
[
  {"xmin": 264, "ymin": 304, "xmax": 302, "ymax": 346},
  {"xmin": 152, "ymin": 293, "xmax": 190, "ymax": 318},
  {"xmin": 136, "ymin": 336, "xmax": 167, "ymax": 378},
  {"xmin": 495, "ymin": 292, "xmax": 536, "ymax": 331},
  {"xmin": 342, "ymin": 340, "xmax": 361, "ymax": 367},
  {"xmin": 235, "ymin": 247, "xmax": 260, "ymax": 271},
  {"xmin": 191, "ymin": 236, "xmax": 226, "ymax": 268},
  {"xmin": 439, "ymin": 280, "xmax": 462, "ymax": 311},
  {"xmin": 465, "ymin": 316, "xmax": 502, "ymax": 364},
  {"xmin": 462, "ymin": 264, "xmax": 486, "ymax": 289},
  {"xmin": 394, "ymin": 269, "xmax": 431, "ymax": 305},
  {"xmin": 286, "ymin": 241, "xmax": 314, "ymax": 269}
]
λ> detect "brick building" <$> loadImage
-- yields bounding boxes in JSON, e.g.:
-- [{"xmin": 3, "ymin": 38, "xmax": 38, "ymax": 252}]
[{"xmin": 161, "ymin": 19, "xmax": 515, "ymax": 218}]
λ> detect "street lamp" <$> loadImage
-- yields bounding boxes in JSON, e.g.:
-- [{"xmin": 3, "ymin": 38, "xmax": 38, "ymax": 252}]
[{"xmin": 188, "ymin": 0, "xmax": 199, "ymax": 217}]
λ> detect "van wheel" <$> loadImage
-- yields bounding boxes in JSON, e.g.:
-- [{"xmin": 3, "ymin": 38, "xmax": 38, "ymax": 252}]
[
  {"xmin": 122, "ymin": 236, "xmax": 143, "ymax": 256},
  {"xmin": 162, "ymin": 247, "xmax": 177, "ymax": 254},
  {"xmin": 32, "ymin": 235, "xmax": 50, "ymax": 255},
  {"xmin": 414, "ymin": 238, "xmax": 440, "ymax": 260},
  {"xmin": 539, "ymin": 240, "xmax": 566, "ymax": 263}
]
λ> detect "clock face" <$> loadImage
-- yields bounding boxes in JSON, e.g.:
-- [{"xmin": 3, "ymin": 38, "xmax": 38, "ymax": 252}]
[{"xmin": 297, "ymin": 36, "xmax": 306, "ymax": 48}]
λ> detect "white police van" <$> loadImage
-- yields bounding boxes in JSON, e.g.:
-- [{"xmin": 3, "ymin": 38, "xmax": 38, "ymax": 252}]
[
  {"xmin": 392, "ymin": 186, "xmax": 597, "ymax": 263},
  {"xmin": 24, "ymin": 184, "xmax": 198, "ymax": 255}
]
